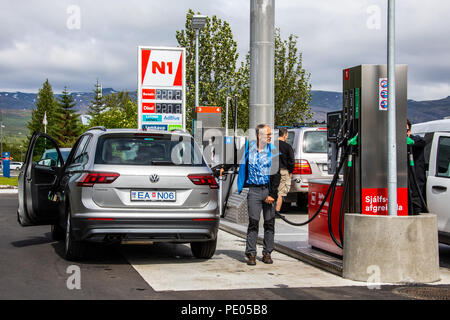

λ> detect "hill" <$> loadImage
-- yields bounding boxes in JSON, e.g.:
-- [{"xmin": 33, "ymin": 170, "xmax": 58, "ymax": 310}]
[{"xmin": 0, "ymin": 89, "xmax": 448, "ymax": 138}]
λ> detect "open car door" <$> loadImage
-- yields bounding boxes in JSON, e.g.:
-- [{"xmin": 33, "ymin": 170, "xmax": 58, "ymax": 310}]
[{"xmin": 17, "ymin": 132, "xmax": 64, "ymax": 226}]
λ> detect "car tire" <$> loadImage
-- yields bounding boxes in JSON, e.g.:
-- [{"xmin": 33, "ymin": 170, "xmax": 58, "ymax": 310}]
[
  {"xmin": 191, "ymin": 238, "xmax": 217, "ymax": 259},
  {"xmin": 51, "ymin": 223, "xmax": 65, "ymax": 241},
  {"xmin": 64, "ymin": 207, "xmax": 86, "ymax": 261}
]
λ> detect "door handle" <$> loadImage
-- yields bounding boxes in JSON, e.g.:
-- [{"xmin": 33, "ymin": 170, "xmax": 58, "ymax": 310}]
[{"xmin": 432, "ymin": 185, "xmax": 447, "ymax": 192}]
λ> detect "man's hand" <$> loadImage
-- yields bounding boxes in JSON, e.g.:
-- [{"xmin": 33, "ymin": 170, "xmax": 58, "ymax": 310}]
[{"xmin": 264, "ymin": 196, "xmax": 275, "ymax": 204}]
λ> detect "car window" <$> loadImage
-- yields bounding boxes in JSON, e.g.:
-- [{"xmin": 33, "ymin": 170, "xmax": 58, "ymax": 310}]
[
  {"xmin": 303, "ymin": 131, "xmax": 327, "ymax": 153},
  {"xmin": 94, "ymin": 134, "xmax": 205, "ymax": 166},
  {"xmin": 436, "ymin": 136, "xmax": 450, "ymax": 178},
  {"xmin": 61, "ymin": 150, "xmax": 71, "ymax": 162},
  {"xmin": 67, "ymin": 135, "xmax": 91, "ymax": 167},
  {"xmin": 286, "ymin": 131, "xmax": 295, "ymax": 147},
  {"xmin": 33, "ymin": 136, "xmax": 62, "ymax": 167}
]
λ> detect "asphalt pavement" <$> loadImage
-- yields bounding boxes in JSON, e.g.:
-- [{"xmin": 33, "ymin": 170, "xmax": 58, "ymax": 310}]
[{"xmin": 1, "ymin": 193, "xmax": 450, "ymax": 301}]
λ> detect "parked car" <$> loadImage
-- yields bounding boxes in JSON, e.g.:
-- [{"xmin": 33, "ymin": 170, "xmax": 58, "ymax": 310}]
[
  {"xmin": 17, "ymin": 128, "xmax": 219, "ymax": 261},
  {"xmin": 284, "ymin": 126, "xmax": 331, "ymax": 210},
  {"xmin": 412, "ymin": 118, "xmax": 450, "ymax": 244},
  {"xmin": 10, "ymin": 162, "xmax": 23, "ymax": 170}
]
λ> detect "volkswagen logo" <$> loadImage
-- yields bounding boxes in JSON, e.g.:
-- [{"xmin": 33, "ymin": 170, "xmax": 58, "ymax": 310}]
[{"xmin": 149, "ymin": 174, "xmax": 160, "ymax": 183}]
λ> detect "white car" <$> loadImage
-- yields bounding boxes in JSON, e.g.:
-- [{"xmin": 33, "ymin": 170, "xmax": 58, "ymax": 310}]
[
  {"xmin": 10, "ymin": 162, "xmax": 23, "ymax": 170},
  {"xmin": 412, "ymin": 118, "xmax": 450, "ymax": 244}
]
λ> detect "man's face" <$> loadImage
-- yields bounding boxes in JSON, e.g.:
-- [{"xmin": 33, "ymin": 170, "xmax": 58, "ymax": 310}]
[
  {"xmin": 407, "ymin": 124, "xmax": 411, "ymax": 137},
  {"xmin": 259, "ymin": 126, "xmax": 272, "ymax": 144}
]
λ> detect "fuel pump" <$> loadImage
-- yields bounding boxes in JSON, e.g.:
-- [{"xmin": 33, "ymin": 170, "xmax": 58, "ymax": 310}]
[
  {"xmin": 194, "ymin": 95, "xmax": 243, "ymax": 218},
  {"xmin": 277, "ymin": 65, "xmax": 409, "ymax": 256}
]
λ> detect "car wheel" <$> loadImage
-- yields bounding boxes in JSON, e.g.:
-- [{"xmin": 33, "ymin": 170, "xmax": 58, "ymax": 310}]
[
  {"xmin": 64, "ymin": 208, "xmax": 86, "ymax": 261},
  {"xmin": 191, "ymin": 238, "xmax": 217, "ymax": 259},
  {"xmin": 51, "ymin": 223, "xmax": 65, "ymax": 241}
]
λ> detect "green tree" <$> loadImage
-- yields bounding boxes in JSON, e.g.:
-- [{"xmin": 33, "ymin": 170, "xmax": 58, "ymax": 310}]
[
  {"xmin": 176, "ymin": 10, "xmax": 239, "ymax": 132},
  {"xmin": 273, "ymin": 29, "xmax": 312, "ymax": 125},
  {"xmin": 53, "ymin": 86, "xmax": 82, "ymax": 147},
  {"xmin": 27, "ymin": 79, "xmax": 59, "ymax": 138},
  {"xmin": 87, "ymin": 79, "xmax": 104, "ymax": 126},
  {"xmin": 94, "ymin": 91, "xmax": 137, "ymax": 129}
]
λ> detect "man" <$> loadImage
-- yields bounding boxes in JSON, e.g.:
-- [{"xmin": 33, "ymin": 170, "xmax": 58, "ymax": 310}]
[
  {"xmin": 275, "ymin": 128, "xmax": 295, "ymax": 216},
  {"xmin": 407, "ymin": 119, "xmax": 427, "ymax": 215},
  {"xmin": 237, "ymin": 124, "xmax": 280, "ymax": 266}
]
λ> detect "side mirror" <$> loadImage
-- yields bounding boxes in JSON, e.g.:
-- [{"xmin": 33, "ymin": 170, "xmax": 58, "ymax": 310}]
[{"xmin": 38, "ymin": 158, "xmax": 57, "ymax": 167}]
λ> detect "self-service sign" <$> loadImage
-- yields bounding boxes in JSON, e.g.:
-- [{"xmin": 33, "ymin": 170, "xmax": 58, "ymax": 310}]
[{"xmin": 138, "ymin": 46, "xmax": 186, "ymax": 131}]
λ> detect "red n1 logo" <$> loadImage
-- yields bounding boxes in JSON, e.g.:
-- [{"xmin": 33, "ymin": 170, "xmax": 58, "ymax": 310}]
[{"xmin": 152, "ymin": 61, "xmax": 173, "ymax": 74}]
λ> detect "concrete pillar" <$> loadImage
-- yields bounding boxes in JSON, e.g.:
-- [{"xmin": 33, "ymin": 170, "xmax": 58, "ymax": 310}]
[
  {"xmin": 249, "ymin": 0, "xmax": 275, "ymax": 134},
  {"xmin": 343, "ymin": 214, "xmax": 440, "ymax": 283}
]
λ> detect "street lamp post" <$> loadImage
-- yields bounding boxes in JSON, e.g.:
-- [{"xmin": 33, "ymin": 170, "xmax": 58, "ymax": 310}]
[
  {"xmin": 387, "ymin": 0, "xmax": 397, "ymax": 216},
  {"xmin": 0, "ymin": 122, "xmax": 5, "ymax": 158},
  {"xmin": 192, "ymin": 15, "xmax": 207, "ymax": 109}
]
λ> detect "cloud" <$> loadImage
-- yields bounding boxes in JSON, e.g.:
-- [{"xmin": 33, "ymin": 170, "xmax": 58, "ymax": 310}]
[{"xmin": 0, "ymin": 0, "xmax": 449, "ymax": 101}]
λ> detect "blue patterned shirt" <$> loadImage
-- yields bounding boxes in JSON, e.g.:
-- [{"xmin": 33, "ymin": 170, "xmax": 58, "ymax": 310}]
[{"xmin": 246, "ymin": 141, "xmax": 271, "ymax": 185}]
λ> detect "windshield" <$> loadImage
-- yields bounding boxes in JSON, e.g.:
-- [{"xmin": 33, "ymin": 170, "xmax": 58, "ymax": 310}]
[
  {"xmin": 94, "ymin": 134, "xmax": 206, "ymax": 166},
  {"xmin": 303, "ymin": 131, "xmax": 327, "ymax": 153}
]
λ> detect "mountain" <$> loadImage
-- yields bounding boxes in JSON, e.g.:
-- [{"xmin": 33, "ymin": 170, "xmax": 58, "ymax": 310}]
[
  {"xmin": 0, "ymin": 88, "xmax": 133, "ymax": 114},
  {"xmin": 308, "ymin": 91, "xmax": 450, "ymax": 123},
  {"xmin": 0, "ymin": 89, "xmax": 448, "ymax": 137}
]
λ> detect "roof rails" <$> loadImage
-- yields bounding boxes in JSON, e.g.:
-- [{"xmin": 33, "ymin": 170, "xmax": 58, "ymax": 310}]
[{"xmin": 87, "ymin": 126, "xmax": 107, "ymax": 132}]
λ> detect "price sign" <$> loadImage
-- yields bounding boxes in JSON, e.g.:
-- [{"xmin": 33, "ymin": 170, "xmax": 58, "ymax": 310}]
[{"xmin": 138, "ymin": 46, "xmax": 186, "ymax": 131}]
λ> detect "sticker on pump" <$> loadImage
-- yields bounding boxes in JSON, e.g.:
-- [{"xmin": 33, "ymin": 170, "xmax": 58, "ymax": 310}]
[{"xmin": 379, "ymin": 78, "xmax": 388, "ymax": 111}]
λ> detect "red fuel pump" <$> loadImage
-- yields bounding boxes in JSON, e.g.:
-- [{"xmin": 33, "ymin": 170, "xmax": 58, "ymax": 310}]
[{"xmin": 307, "ymin": 65, "xmax": 409, "ymax": 255}]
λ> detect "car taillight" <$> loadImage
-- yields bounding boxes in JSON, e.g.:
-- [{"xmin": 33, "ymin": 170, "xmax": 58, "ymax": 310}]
[
  {"xmin": 293, "ymin": 160, "xmax": 312, "ymax": 175},
  {"xmin": 77, "ymin": 172, "xmax": 120, "ymax": 187},
  {"xmin": 188, "ymin": 174, "xmax": 218, "ymax": 189}
]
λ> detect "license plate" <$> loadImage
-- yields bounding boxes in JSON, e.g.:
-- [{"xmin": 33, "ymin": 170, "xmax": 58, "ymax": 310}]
[
  {"xmin": 322, "ymin": 164, "xmax": 328, "ymax": 171},
  {"xmin": 131, "ymin": 191, "xmax": 176, "ymax": 202}
]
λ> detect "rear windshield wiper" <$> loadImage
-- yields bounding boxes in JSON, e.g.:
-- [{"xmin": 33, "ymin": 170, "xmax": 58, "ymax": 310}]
[{"xmin": 150, "ymin": 160, "xmax": 175, "ymax": 165}]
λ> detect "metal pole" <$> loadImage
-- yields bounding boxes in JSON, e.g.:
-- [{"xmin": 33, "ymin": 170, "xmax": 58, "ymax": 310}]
[
  {"xmin": 0, "ymin": 121, "xmax": 3, "ymax": 158},
  {"xmin": 249, "ymin": 0, "xmax": 275, "ymax": 132},
  {"xmin": 387, "ymin": 0, "xmax": 397, "ymax": 216},
  {"xmin": 225, "ymin": 97, "xmax": 231, "ymax": 136},
  {"xmin": 195, "ymin": 29, "xmax": 200, "ymax": 108}
]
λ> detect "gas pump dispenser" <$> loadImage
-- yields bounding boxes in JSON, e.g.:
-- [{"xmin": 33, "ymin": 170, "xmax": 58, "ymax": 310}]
[
  {"xmin": 311, "ymin": 64, "xmax": 408, "ymax": 255},
  {"xmin": 278, "ymin": 65, "xmax": 409, "ymax": 256},
  {"xmin": 193, "ymin": 98, "xmax": 244, "ymax": 218}
]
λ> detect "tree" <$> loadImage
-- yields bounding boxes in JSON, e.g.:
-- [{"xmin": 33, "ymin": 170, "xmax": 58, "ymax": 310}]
[
  {"xmin": 27, "ymin": 79, "xmax": 59, "ymax": 138},
  {"xmin": 176, "ymin": 10, "xmax": 239, "ymax": 132},
  {"xmin": 273, "ymin": 29, "xmax": 312, "ymax": 126},
  {"xmin": 94, "ymin": 91, "xmax": 137, "ymax": 129},
  {"xmin": 87, "ymin": 79, "xmax": 104, "ymax": 126},
  {"xmin": 53, "ymin": 86, "xmax": 82, "ymax": 147}
]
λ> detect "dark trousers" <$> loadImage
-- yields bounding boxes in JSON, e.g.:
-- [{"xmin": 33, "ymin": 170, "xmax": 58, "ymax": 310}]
[{"xmin": 245, "ymin": 186, "xmax": 275, "ymax": 257}]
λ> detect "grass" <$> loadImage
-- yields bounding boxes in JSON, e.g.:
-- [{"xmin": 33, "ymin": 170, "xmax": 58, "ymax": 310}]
[{"xmin": 0, "ymin": 176, "xmax": 18, "ymax": 186}]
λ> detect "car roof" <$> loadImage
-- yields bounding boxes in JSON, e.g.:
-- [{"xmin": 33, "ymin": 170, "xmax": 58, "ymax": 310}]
[{"xmin": 88, "ymin": 128, "xmax": 192, "ymax": 138}]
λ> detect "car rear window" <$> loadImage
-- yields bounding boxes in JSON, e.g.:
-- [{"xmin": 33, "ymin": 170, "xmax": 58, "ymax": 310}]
[
  {"xmin": 94, "ymin": 134, "xmax": 206, "ymax": 166},
  {"xmin": 303, "ymin": 131, "xmax": 327, "ymax": 153}
]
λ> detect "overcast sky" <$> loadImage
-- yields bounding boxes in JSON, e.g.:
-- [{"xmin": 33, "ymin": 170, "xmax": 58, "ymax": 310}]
[{"xmin": 1, "ymin": 0, "xmax": 449, "ymax": 101}]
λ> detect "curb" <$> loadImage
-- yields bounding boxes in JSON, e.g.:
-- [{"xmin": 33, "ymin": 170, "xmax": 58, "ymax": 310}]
[{"xmin": 219, "ymin": 222, "xmax": 343, "ymax": 277}]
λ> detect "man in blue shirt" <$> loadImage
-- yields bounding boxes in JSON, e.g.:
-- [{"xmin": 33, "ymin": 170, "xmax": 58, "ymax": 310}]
[{"xmin": 237, "ymin": 124, "xmax": 280, "ymax": 265}]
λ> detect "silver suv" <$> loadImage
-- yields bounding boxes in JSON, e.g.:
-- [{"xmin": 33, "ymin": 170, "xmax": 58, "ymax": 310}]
[
  {"xmin": 285, "ymin": 126, "xmax": 331, "ymax": 209},
  {"xmin": 17, "ymin": 128, "xmax": 219, "ymax": 261}
]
